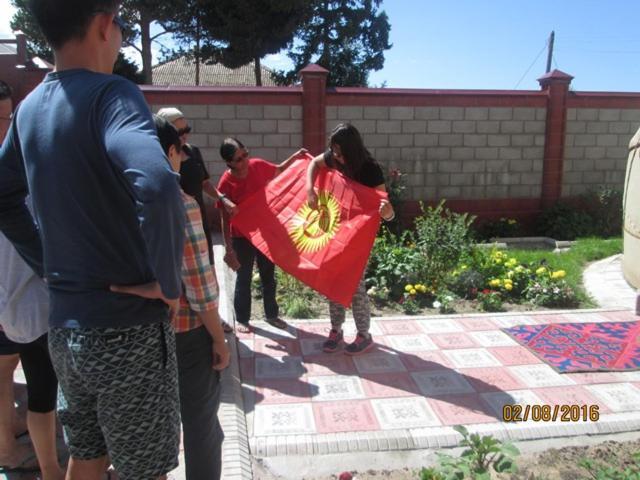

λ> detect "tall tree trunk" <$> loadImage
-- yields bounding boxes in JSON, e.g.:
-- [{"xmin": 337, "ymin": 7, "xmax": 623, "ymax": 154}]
[
  {"xmin": 254, "ymin": 56, "xmax": 262, "ymax": 86},
  {"xmin": 140, "ymin": 10, "xmax": 153, "ymax": 84}
]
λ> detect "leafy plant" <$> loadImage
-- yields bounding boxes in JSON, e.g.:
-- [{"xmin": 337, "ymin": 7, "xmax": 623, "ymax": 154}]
[
  {"xmin": 447, "ymin": 268, "xmax": 485, "ymax": 299},
  {"xmin": 579, "ymin": 452, "xmax": 640, "ymax": 480},
  {"xmin": 476, "ymin": 217, "xmax": 520, "ymax": 241},
  {"xmin": 413, "ymin": 200, "xmax": 476, "ymax": 288},
  {"xmin": 421, "ymin": 425, "xmax": 519, "ymax": 480},
  {"xmin": 536, "ymin": 201, "xmax": 594, "ymax": 240},
  {"xmin": 434, "ymin": 291, "xmax": 456, "ymax": 314},
  {"xmin": 275, "ymin": 269, "xmax": 318, "ymax": 318},
  {"xmin": 585, "ymin": 186, "xmax": 623, "ymax": 238},
  {"xmin": 477, "ymin": 289, "xmax": 503, "ymax": 312}
]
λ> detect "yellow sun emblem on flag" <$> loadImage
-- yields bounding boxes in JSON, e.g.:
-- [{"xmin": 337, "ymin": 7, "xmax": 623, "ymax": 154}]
[{"xmin": 289, "ymin": 191, "xmax": 341, "ymax": 253}]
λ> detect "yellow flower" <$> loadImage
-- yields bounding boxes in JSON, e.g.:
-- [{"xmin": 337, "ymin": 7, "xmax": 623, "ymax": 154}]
[
  {"xmin": 409, "ymin": 289, "xmax": 417, "ymax": 295},
  {"xmin": 536, "ymin": 267, "xmax": 547, "ymax": 276},
  {"xmin": 418, "ymin": 285, "xmax": 427, "ymax": 293},
  {"xmin": 515, "ymin": 265, "xmax": 524, "ymax": 273},
  {"xmin": 405, "ymin": 284, "xmax": 413, "ymax": 292},
  {"xmin": 508, "ymin": 219, "xmax": 517, "ymax": 225},
  {"xmin": 504, "ymin": 283, "xmax": 513, "ymax": 291},
  {"xmin": 489, "ymin": 279, "xmax": 501, "ymax": 287},
  {"xmin": 555, "ymin": 270, "xmax": 566, "ymax": 278},
  {"xmin": 507, "ymin": 271, "xmax": 514, "ymax": 278},
  {"xmin": 495, "ymin": 259, "xmax": 502, "ymax": 265},
  {"xmin": 460, "ymin": 265, "xmax": 468, "ymax": 270}
]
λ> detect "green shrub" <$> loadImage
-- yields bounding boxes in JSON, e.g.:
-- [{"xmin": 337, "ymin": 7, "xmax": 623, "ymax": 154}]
[
  {"xmin": 275, "ymin": 269, "xmax": 318, "ymax": 318},
  {"xmin": 476, "ymin": 217, "xmax": 521, "ymax": 240},
  {"xmin": 579, "ymin": 452, "xmax": 640, "ymax": 480},
  {"xmin": 585, "ymin": 186, "xmax": 623, "ymax": 238},
  {"xmin": 536, "ymin": 202, "xmax": 594, "ymax": 240},
  {"xmin": 413, "ymin": 200, "xmax": 476, "ymax": 288},
  {"xmin": 447, "ymin": 268, "xmax": 485, "ymax": 299},
  {"xmin": 421, "ymin": 425, "xmax": 519, "ymax": 479},
  {"xmin": 477, "ymin": 289, "xmax": 504, "ymax": 312}
]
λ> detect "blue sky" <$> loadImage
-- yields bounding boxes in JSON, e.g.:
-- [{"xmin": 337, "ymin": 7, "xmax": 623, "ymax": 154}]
[{"xmin": 1, "ymin": 0, "xmax": 638, "ymax": 92}]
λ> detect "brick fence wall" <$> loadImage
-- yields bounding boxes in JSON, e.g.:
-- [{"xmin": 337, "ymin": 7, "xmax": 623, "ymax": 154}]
[{"xmin": 7, "ymin": 62, "xmax": 640, "ymax": 225}]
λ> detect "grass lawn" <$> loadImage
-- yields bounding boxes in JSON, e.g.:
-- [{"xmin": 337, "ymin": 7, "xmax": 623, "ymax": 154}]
[{"xmin": 507, "ymin": 237, "xmax": 622, "ymax": 307}]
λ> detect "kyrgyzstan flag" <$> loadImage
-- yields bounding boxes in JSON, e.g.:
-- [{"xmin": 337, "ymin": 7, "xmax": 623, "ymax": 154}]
[{"xmin": 231, "ymin": 154, "xmax": 386, "ymax": 307}]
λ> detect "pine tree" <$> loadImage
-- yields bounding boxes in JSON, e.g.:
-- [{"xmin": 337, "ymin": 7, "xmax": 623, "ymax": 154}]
[{"xmin": 276, "ymin": 0, "xmax": 392, "ymax": 87}]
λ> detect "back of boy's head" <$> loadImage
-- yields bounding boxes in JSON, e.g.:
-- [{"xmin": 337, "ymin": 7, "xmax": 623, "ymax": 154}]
[
  {"xmin": 153, "ymin": 114, "xmax": 181, "ymax": 155},
  {"xmin": 28, "ymin": 0, "xmax": 121, "ymax": 49}
]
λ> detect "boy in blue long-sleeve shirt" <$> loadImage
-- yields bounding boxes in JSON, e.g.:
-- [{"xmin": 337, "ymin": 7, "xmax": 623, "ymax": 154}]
[{"xmin": 0, "ymin": 1, "xmax": 185, "ymax": 479}]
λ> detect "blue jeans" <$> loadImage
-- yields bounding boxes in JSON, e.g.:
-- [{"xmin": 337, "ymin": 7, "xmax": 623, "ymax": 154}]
[
  {"xmin": 175, "ymin": 326, "xmax": 223, "ymax": 480},
  {"xmin": 232, "ymin": 236, "xmax": 278, "ymax": 325}
]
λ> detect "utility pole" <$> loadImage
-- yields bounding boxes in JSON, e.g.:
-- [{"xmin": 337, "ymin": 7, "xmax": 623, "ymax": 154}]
[{"xmin": 546, "ymin": 30, "xmax": 555, "ymax": 73}]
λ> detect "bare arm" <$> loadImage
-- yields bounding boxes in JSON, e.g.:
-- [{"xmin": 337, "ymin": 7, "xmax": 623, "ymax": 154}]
[
  {"xmin": 275, "ymin": 148, "xmax": 309, "ymax": 176},
  {"xmin": 198, "ymin": 309, "xmax": 230, "ymax": 370},
  {"xmin": 375, "ymin": 183, "xmax": 395, "ymax": 221},
  {"xmin": 203, "ymin": 180, "xmax": 238, "ymax": 216},
  {"xmin": 221, "ymin": 208, "xmax": 240, "ymax": 271},
  {"xmin": 305, "ymin": 154, "xmax": 327, "ymax": 209}
]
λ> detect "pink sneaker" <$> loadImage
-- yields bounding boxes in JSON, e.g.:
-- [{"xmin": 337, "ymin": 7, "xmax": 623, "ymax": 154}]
[
  {"xmin": 322, "ymin": 329, "xmax": 344, "ymax": 353},
  {"xmin": 344, "ymin": 333, "xmax": 373, "ymax": 356}
]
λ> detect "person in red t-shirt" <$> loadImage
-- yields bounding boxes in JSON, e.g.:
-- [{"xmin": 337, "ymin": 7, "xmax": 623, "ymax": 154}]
[{"xmin": 217, "ymin": 138, "xmax": 307, "ymax": 333}]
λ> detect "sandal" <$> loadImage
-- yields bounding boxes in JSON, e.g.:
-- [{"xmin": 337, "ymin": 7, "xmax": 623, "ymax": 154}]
[
  {"xmin": 236, "ymin": 323, "xmax": 254, "ymax": 334},
  {"xmin": 221, "ymin": 321, "xmax": 233, "ymax": 334},
  {"xmin": 265, "ymin": 317, "xmax": 288, "ymax": 330}
]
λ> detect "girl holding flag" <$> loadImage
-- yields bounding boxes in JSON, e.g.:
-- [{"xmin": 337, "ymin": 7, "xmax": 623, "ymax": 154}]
[{"xmin": 306, "ymin": 123, "xmax": 395, "ymax": 355}]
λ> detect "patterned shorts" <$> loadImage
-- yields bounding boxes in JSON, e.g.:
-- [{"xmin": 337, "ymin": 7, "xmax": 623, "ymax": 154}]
[{"xmin": 49, "ymin": 321, "xmax": 180, "ymax": 480}]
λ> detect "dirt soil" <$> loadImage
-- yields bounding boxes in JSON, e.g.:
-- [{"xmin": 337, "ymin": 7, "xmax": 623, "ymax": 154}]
[{"xmin": 294, "ymin": 439, "xmax": 640, "ymax": 479}]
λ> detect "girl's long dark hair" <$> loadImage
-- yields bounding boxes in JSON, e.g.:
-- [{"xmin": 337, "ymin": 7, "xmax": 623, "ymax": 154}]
[{"xmin": 329, "ymin": 123, "xmax": 376, "ymax": 178}]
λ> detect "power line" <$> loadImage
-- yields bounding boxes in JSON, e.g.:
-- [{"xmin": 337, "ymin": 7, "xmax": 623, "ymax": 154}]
[{"xmin": 514, "ymin": 40, "xmax": 549, "ymax": 89}]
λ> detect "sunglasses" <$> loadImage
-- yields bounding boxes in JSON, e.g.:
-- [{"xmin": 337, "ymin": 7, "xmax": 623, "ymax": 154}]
[
  {"xmin": 227, "ymin": 149, "xmax": 249, "ymax": 164},
  {"xmin": 177, "ymin": 126, "xmax": 192, "ymax": 136}
]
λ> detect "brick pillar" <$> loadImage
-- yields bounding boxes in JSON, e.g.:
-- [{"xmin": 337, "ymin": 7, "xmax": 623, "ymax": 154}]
[
  {"xmin": 538, "ymin": 69, "xmax": 573, "ymax": 208},
  {"xmin": 299, "ymin": 64, "xmax": 329, "ymax": 155}
]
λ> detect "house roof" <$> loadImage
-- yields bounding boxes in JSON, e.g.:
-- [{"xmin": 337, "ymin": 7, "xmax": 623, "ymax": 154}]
[{"xmin": 152, "ymin": 56, "xmax": 277, "ymax": 86}]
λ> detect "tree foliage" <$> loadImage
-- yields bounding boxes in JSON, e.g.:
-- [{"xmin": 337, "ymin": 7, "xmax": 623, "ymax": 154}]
[
  {"xmin": 275, "ymin": 0, "xmax": 392, "ymax": 87},
  {"xmin": 9, "ymin": 0, "xmax": 147, "ymax": 83}
]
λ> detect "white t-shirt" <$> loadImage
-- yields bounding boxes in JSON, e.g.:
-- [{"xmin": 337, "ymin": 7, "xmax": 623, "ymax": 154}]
[{"xmin": 0, "ymin": 207, "xmax": 48, "ymax": 343}]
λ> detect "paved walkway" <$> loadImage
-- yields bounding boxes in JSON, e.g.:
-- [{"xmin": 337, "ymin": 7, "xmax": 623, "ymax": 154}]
[{"xmin": 4, "ymin": 252, "xmax": 639, "ymax": 480}]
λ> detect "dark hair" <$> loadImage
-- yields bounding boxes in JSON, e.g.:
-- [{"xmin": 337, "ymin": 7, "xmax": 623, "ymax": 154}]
[
  {"xmin": 28, "ymin": 0, "xmax": 120, "ymax": 49},
  {"xmin": 219, "ymin": 137, "xmax": 245, "ymax": 162},
  {"xmin": 153, "ymin": 114, "xmax": 181, "ymax": 155},
  {"xmin": 329, "ymin": 123, "xmax": 375, "ymax": 178},
  {"xmin": 0, "ymin": 80, "xmax": 11, "ymax": 102}
]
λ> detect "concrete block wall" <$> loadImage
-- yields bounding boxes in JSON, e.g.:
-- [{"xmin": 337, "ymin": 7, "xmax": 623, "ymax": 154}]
[
  {"xmin": 564, "ymin": 108, "xmax": 640, "ymax": 196},
  {"xmin": 151, "ymin": 103, "xmax": 303, "ymax": 180},
  {"xmin": 327, "ymin": 106, "xmax": 546, "ymax": 201}
]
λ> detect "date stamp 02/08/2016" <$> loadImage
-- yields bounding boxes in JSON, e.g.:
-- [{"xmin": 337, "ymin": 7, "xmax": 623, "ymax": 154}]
[{"xmin": 502, "ymin": 404, "xmax": 600, "ymax": 423}]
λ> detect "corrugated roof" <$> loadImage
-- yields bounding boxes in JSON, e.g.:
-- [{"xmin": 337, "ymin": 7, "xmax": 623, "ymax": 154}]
[
  {"xmin": 152, "ymin": 56, "xmax": 277, "ymax": 86},
  {"xmin": 0, "ymin": 43, "xmax": 17, "ymax": 55}
]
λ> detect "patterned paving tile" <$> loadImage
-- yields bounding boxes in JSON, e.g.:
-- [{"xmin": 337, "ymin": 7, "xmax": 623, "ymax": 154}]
[
  {"xmin": 253, "ymin": 403, "xmax": 316, "ymax": 436},
  {"xmin": 559, "ymin": 312, "xmax": 610, "ymax": 323},
  {"xmin": 428, "ymin": 394, "xmax": 498, "ymax": 425},
  {"xmin": 443, "ymin": 348, "xmax": 502, "ymax": 368},
  {"xmin": 304, "ymin": 354, "xmax": 357, "ymax": 376},
  {"xmin": 296, "ymin": 322, "xmax": 333, "ymax": 338},
  {"xmin": 313, "ymin": 400, "xmax": 379, "ymax": 433},
  {"xmin": 459, "ymin": 367, "xmax": 524, "ymax": 392},
  {"xmin": 508, "ymin": 365, "xmax": 576, "ymax": 388},
  {"xmin": 469, "ymin": 330, "xmax": 518, "ymax": 347},
  {"xmin": 534, "ymin": 386, "xmax": 611, "ymax": 413},
  {"xmin": 488, "ymin": 346, "xmax": 542, "ymax": 366},
  {"xmin": 377, "ymin": 320, "xmax": 424, "ymax": 335},
  {"xmin": 411, "ymin": 370, "xmax": 475, "ymax": 396},
  {"xmin": 254, "ymin": 378, "xmax": 313, "ymax": 404},
  {"xmin": 353, "ymin": 353, "xmax": 407, "ymax": 374},
  {"xmin": 533, "ymin": 314, "xmax": 573, "ymax": 324},
  {"xmin": 255, "ymin": 356, "xmax": 306, "ymax": 379},
  {"xmin": 585, "ymin": 383, "xmax": 640, "ymax": 412},
  {"xmin": 254, "ymin": 322, "xmax": 299, "ymax": 339},
  {"xmin": 342, "ymin": 321, "xmax": 383, "ymax": 336},
  {"xmin": 299, "ymin": 338, "xmax": 326, "ymax": 356},
  {"xmin": 566, "ymin": 371, "xmax": 625, "ymax": 385},
  {"xmin": 371, "ymin": 397, "xmax": 441, "ymax": 429},
  {"xmin": 253, "ymin": 338, "xmax": 301, "ymax": 357},
  {"xmin": 456, "ymin": 317, "xmax": 498, "ymax": 331},
  {"xmin": 399, "ymin": 350, "xmax": 452, "ymax": 372},
  {"xmin": 384, "ymin": 334, "xmax": 438, "ymax": 352},
  {"xmin": 239, "ymin": 358, "xmax": 254, "ymax": 380},
  {"xmin": 360, "ymin": 372, "xmax": 419, "ymax": 398},
  {"xmin": 430, "ymin": 333, "xmax": 478, "ymax": 349},
  {"xmin": 417, "ymin": 319, "xmax": 464, "ymax": 333},
  {"xmin": 237, "ymin": 338, "xmax": 254, "ymax": 358},
  {"xmin": 490, "ymin": 315, "xmax": 537, "ymax": 327},
  {"xmin": 307, "ymin": 375, "xmax": 366, "ymax": 401},
  {"xmin": 481, "ymin": 390, "xmax": 543, "ymax": 417}
]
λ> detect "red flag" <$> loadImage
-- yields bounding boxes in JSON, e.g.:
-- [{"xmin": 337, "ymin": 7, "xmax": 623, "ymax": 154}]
[{"xmin": 231, "ymin": 155, "xmax": 385, "ymax": 307}]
